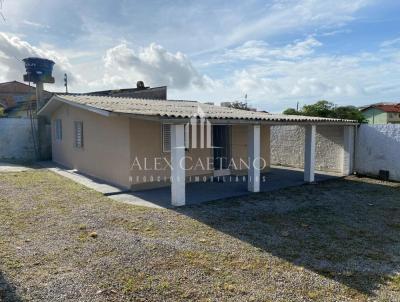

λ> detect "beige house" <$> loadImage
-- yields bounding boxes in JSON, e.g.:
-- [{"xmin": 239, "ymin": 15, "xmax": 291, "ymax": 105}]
[{"xmin": 38, "ymin": 94, "xmax": 357, "ymax": 206}]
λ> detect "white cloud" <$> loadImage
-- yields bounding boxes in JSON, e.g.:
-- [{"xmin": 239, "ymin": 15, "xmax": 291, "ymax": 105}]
[
  {"xmin": 102, "ymin": 43, "xmax": 212, "ymax": 89},
  {"xmin": 223, "ymin": 0, "xmax": 371, "ymax": 47},
  {"xmin": 380, "ymin": 37, "xmax": 400, "ymax": 49},
  {"xmin": 220, "ymin": 37, "xmax": 322, "ymax": 62},
  {"xmin": 223, "ymin": 47, "xmax": 400, "ymax": 112},
  {"xmin": 0, "ymin": 32, "xmax": 75, "ymax": 87},
  {"xmin": 181, "ymin": 34, "xmax": 400, "ymax": 112},
  {"xmin": 21, "ymin": 20, "xmax": 49, "ymax": 29}
]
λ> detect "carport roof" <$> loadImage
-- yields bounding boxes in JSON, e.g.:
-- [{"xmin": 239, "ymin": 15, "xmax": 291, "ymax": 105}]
[{"xmin": 38, "ymin": 94, "xmax": 358, "ymax": 124}]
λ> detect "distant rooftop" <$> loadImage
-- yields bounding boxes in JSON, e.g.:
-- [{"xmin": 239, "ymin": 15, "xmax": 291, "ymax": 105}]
[
  {"xmin": 359, "ymin": 102, "xmax": 397, "ymax": 110},
  {"xmin": 83, "ymin": 81, "xmax": 167, "ymax": 100},
  {"xmin": 361, "ymin": 103, "xmax": 400, "ymax": 113}
]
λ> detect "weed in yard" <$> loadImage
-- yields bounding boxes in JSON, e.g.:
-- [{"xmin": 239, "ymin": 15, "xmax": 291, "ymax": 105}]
[{"xmin": 388, "ymin": 274, "xmax": 400, "ymax": 291}]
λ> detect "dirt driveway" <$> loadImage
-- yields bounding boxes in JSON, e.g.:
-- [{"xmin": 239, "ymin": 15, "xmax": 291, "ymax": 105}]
[{"xmin": 0, "ymin": 170, "xmax": 399, "ymax": 301}]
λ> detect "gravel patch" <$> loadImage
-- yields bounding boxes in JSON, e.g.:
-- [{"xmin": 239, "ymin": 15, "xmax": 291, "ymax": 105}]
[{"xmin": 0, "ymin": 170, "xmax": 400, "ymax": 301}]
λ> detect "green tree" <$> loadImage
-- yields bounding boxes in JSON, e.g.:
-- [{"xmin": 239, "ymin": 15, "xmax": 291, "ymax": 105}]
[
  {"xmin": 333, "ymin": 106, "xmax": 366, "ymax": 123},
  {"xmin": 282, "ymin": 108, "xmax": 299, "ymax": 115},
  {"xmin": 282, "ymin": 100, "xmax": 365, "ymax": 122},
  {"xmin": 301, "ymin": 100, "xmax": 335, "ymax": 118}
]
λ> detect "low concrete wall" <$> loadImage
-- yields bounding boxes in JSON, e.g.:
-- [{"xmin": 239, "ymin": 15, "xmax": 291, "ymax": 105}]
[
  {"xmin": 271, "ymin": 125, "xmax": 344, "ymax": 173},
  {"xmin": 0, "ymin": 118, "xmax": 37, "ymax": 161},
  {"xmin": 355, "ymin": 124, "xmax": 400, "ymax": 181}
]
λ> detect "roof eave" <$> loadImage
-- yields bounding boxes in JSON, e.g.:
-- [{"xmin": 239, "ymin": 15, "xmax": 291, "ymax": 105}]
[
  {"xmin": 121, "ymin": 114, "xmax": 358, "ymax": 126},
  {"xmin": 38, "ymin": 95, "xmax": 112, "ymax": 118}
]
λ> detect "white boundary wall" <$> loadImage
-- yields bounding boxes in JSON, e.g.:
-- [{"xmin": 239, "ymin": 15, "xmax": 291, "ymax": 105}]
[
  {"xmin": 270, "ymin": 125, "xmax": 344, "ymax": 173},
  {"xmin": 0, "ymin": 118, "xmax": 37, "ymax": 161},
  {"xmin": 355, "ymin": 124, "xmax": 400, "ymax": 181}
]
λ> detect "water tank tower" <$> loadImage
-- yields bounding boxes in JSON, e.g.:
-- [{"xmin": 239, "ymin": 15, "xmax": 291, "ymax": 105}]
[
  {"xmin": 23, "ymin": 57, "xmax": 55, "ymax": 84},
  {"xmin": 22, "ymin": 57, "xmax": 55, "ymax": 161},
  {"xmin": 22, "ymin": 57, "xmax": 55, "ymax": 110}
]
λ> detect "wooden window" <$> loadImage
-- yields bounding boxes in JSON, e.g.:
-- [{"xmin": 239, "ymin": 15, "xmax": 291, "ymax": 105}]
[
  {"xmin": 55, "ymin": 119, "xmax": 62, "ymax": 141},
  {"xmin": 74, "ymin": 121, "xmax": 83, "ymax": 148}
]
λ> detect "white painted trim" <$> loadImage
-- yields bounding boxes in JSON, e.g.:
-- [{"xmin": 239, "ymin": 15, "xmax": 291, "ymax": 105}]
[
  {"xmin": 170, "ymin": 124, "xmax": 186, "ymax": 206},
  {"xmin": 342, "ymin": 126, "xmax": 355, "ymax": 175},
  {"xmin": 304, "ymin": 125, "xmax": 316, "ymax": 182},
  {"xmin": 248, "ymin": 125, "xmax": 261, "ymax": 192}
]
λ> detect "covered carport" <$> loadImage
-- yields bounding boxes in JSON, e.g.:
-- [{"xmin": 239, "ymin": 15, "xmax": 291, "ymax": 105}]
[{"xmin": 168, "ymin": 117, "xmax": 356, "ymax": 207}]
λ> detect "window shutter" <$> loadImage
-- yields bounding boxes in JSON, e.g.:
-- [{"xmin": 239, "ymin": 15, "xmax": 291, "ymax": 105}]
[
  {"xmin": 74, "ymin": 121, "xmax": 83, "ymax": 148},
  {"xmin": 162, "ymin": 124, "xmax": 171, "ymax": 152}
]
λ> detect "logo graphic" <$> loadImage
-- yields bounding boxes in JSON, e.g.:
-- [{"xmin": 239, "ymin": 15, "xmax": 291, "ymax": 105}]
[{"xmin": 187, "ymin": 105, "xmax": 212, "ymax": 149}]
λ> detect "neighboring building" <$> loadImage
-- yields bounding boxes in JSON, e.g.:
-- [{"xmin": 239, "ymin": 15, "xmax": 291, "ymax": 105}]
[
  {"xmin": 84, "ymin": 81, "xmax": 167, "ymax": 100},
  {"xmin": 38, "ymin": 94, "xmax": 357, "ymax": 206},
  {"xmin": 0, "ymin": 80, "xmax": 166, "ymax": 118},
  {"xmin": 361, "ymin": 103, "xmax": 400, "ymax": 124},
  {"xmin": 0, "ymin": 81, "xmax": 52, "ymax": 117}
]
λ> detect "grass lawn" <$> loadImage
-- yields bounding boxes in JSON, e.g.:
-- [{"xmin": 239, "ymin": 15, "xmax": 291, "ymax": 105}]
[{"xmin": 0, "ymin": 170, "xmax": 400, "ymax": 301}]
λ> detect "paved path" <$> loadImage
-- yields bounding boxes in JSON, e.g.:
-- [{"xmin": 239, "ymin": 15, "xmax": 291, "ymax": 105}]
[
  {"xmin": 38, "ymin": 161, "xmax": 165, "ymax": 209},
  {"xmin": 0, "ymin": 162, "xmax": 32, "ymax": 172},
  {"xmin": 38, "ymin": 161, "xmax": 342, "ymax": 209}
]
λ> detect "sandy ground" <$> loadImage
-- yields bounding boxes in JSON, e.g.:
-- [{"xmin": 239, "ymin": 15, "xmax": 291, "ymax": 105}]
[{"xmin": 0, "ymin": 170, "xmax": 399, "ymax": 301}]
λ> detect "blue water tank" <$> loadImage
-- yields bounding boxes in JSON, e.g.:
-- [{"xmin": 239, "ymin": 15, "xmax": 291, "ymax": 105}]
[{"xmin": 23, "ymin": 57, "xmax": 55, "ymax": 83}]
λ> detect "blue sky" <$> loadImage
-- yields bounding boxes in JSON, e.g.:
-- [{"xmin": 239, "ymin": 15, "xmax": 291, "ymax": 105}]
[{"xmin": 0, "ymin": 0, "xmax": 399, "ymax": 112}]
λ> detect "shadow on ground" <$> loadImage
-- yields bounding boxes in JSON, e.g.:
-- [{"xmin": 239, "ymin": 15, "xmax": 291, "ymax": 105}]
[
  {"xmin": 0, "ymin": 272, "xmax": 21, "ymax": 302},
  {"xmin": 177, "ymin": 177, "xmax": 400, "ymax": 295},
  {"xmin": 128, "ymin": 167, "xmax": 339, "ymax": 207}
]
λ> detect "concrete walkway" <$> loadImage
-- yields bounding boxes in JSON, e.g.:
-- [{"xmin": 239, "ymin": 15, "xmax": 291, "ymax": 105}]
[
  {"xmin": 0, "ymin": 162, "xmax": 32, "ymax": 172},
  {"xmin": 38, "ymin": 161, "xmax": 165, "ymax": 209},
  {"xmin": 39, "ymin": 161, "xmax": 341, "ymax": 209}
]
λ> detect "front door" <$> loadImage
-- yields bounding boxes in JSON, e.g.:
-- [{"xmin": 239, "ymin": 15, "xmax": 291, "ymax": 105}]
[{"xmin": 213, "ymin": 125, "xmax": 231, "ymax": 176}]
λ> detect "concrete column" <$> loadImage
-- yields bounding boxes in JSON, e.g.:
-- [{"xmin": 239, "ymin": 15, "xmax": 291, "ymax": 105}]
[
  {"xmin": 35, "ymin": 82, "xmax": 51, "ymax": 160},
  {"xmin": 171, "ymin": 124, "xmax": 186, "ymax": 206},
  {"xmin": 304, "ymin": 125, "xmax": 316, "ymax": 183},
  {"xmin": 35, "ymin": 82, "xmax": 44, "ymax": 111},
  {"xmin": 342, "ymin": 126, "xmax": 355, "ymax": 175},
  {"xmin": 248, "ymin": 124, "xmax": 261, "ymax": 192}
]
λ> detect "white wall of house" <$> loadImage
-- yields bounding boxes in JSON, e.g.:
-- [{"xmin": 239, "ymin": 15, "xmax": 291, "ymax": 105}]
[
  {"xmin": 0, "ymin": 118, "xmax": 37, "ymax": 161},
  {"xmin": 355, "ymin": 124, "xmax": 400, "ymax": 181},
  {"xmin": 270, "ymin": 125, "xmax": 344, "ymax": 173}
]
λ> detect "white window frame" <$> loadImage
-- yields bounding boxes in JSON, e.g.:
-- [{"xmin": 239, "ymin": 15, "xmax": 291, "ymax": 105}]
[
  {"xmin": 55, "ymin": 119, "xmax": 62, "ymax": 141},
  {"xmin": 74, "ymin": 121, "xmax": 84, "ymax": 149}
]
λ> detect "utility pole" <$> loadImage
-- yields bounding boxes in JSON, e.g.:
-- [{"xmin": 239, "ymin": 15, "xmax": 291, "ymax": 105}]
[
  {"xmin": 64, "ymin": 73, "xmax": 68, "ymax": 94},
  {"xmin": 296, "ymin": 101, "xmax": 299, "ymax": 112},
  {"xmin": 244, "ymin": 93, "xmax": 248, "ymax": 107}
]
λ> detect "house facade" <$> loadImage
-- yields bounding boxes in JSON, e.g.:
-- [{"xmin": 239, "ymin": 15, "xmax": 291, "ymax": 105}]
[
  {"xmin": 39, "ymin": 94, "xmax": 357, "ymax": 206},
  {"xmin": 362, "ymin": 104, "xmax": 400, "ymax": 124},
  {"xmin": 0, "ymin": 81, "xmax": 52, "ymax": 117}
]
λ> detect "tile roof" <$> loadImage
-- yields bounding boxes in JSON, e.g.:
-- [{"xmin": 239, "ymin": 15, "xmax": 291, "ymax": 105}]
[
  {"xmin": 43, "ymin": 94, "xmax": 358, "ymax": 124},
  {"xmin": 374, "ymin": 104, "xmax": 400, "ymax": 113}
]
